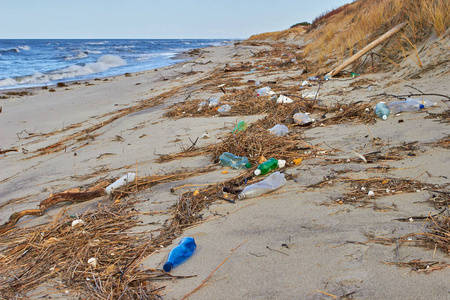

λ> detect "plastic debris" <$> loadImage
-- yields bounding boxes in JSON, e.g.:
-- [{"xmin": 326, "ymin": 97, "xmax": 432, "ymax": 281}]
[
  {"xmin": 256, "ymin": 86, "xmax": 272, "ymax": 96},
  {"xmin": 106, "ymin": 173, "xmax": 136, "ymax": 195},
  {"xmin": 88, "ymin": 257, "xmax": 98, "ymax": 268},
  {"xmin": 217, "ymin": 104, "xmax": 231, "ymax": 114},
  {"xmin": 219, "ymin": 152, "xmax": 252, "ymax": 169},
  {"xmin": 238, "ymin": 172, "xmax": 286, "ymax": 200},
  {"xmin": 255, "ymin": 158, "xmax": 286, "ymax": 176},
  {"xmin": 232, "ymin": 120, "xmax": 247, "ymax": 133},
  {"xmin": 375, "ymin": 102, "xmax": 390, "ymax": 120},
  {"xmin": 268, "ymin": 124, "xmax": 289, "ymax": 136},
  {"xmin": 163, "ymin": 237, "xmax": 196, "ymax": 272},
  {"xmin": 71, "ymin": 219, "xmax": 85, "ymax": 227},
  {"xmin": 293, "ymin": 113, "xmax": 313, "ymax": 125},
  {"xmin": 276, "ymin": 95, "xmax": 294, "ymax": 103}
]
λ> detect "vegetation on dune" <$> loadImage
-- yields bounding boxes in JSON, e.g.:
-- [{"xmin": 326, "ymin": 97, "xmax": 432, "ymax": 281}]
[{"xmin": 248, "ymin": 0, "xmax": 450, "ymax": 71}]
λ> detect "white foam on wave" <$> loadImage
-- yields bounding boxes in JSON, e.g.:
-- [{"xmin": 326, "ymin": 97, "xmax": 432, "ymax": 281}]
[
  {"xmin": 18, "ymin": 45, "xmax": 30, "ymax": 51},
  {"xmin": 86, "ymin": 41, "xmax": 108, "ymax": 45},
  {"xmin": 65, "ymin": 51, "xmax": 89, "ymax": 61},
  {"xmin": 0, "ymin": 54, "xmax": 126, "ymax": 88}
]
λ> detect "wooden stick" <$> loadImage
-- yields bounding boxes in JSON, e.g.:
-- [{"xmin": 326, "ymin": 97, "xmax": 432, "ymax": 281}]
[{"xmin": 327, "ymin": 22, "xmax": 407, "ymax": 77}]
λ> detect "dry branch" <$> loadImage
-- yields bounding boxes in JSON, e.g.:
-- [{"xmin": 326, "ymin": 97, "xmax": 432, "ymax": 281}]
[{"xmin": 327, "ymin": 22, "xmax": 407, "ymax": 77}]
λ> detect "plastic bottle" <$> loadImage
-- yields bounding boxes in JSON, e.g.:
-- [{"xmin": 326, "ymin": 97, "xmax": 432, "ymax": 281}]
[
  {"xmin": 238, "ymin": 172, "xmax": 286, "ymax": 200},
  {"xmin": 268, "ymin": 124, "xmax": 289, "ymax": 136},
  {"xmin": 208, "ymin": 97, "xmax": 220, "ymax": 107},
  {"xmin": 374, "ymin": 102, "xmax": 390, "ymax": 120},
  {"xmin": 254, "ymin": 158, "xmax": 286, "ymax": 175},
  {"xmin": 232, "ymin": 121, "xmax": 247, "ymax": 133},
  {"xmin": 105, "ymin": 172, "xmax": 136, "ymax": 194},
  {"xmin": 256, "ymin": 86, "xmax": 271, "ymax": 96},
  {"xmin": 293, "ymin": 113, "xmax": 312, "ymax": 125},
  {"xmin": 163, "ymin": 237, "xmax": 196, "ymax": 272},
  {"xmin": 219, "ymin": 152, "xmax": 252, "ymax": 169},
  {"xmin": 217, "ymin": 104, "xmax": 231, "ymax": 114},
  {"xmin": 387, "ymin": 100, "xmax": 422, "ymax": 114},
  {"xmin": 405, "ymin": 98, "xmax": 436, "ymax": 108}
]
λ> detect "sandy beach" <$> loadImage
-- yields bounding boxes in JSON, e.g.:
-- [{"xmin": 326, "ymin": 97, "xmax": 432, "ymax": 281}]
[{"xmin": 0, "ymin": 30, "xmax": 449, "ymax": 300}]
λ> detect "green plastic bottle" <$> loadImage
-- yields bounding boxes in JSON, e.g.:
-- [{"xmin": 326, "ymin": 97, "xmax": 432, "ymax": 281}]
[{"xmin": 254, "ymin": 158, "xmax": 286, "ymax": 175}]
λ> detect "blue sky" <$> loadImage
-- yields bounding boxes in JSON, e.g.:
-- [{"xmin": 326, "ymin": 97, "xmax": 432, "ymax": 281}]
[{"xmin": 1, "ymin": 0, "xmax": 354, "ymax": 39}]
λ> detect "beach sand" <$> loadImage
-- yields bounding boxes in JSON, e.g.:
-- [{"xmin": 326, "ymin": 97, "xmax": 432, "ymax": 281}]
[{"xmin": 0, "ymin": 34, "xmax": 449, "ymax": 299}]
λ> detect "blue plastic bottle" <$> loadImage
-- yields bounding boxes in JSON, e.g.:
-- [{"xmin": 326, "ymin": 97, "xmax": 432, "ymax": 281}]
[{"xmin": 163, "ymin": 237, "xmax": 196, "ymax": 272}]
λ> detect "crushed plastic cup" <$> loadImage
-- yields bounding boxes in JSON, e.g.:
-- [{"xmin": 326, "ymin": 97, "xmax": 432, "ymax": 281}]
[{"xmin": 268, "ymin": 124, "xmax": 289, "ymax": 136}]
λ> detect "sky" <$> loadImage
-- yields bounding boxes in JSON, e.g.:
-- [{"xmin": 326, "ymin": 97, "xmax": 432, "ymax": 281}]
[{"xmin": 0, "ymin": 0, "xmax": 354, "ymax": 39}]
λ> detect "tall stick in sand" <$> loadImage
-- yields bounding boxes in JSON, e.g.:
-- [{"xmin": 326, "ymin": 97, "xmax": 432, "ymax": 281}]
[{"xmin": 327, "ymin": 22, "xmax": 407, "ymax": 77}]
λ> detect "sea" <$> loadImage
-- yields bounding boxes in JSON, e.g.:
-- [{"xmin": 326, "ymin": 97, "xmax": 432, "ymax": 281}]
[{"xmin": 0, "ymin": 39, "xmax": 231, "ymax": 90}]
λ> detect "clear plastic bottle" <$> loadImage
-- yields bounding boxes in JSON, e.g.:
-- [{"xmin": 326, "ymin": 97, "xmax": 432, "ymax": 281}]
[
  {"xmin": 219, "ymin": 152, "xmax": 252, "ymax": 169},
  {"xmin": 293, "ymin": 113, "xmax": 312, "ymax": 125},
  {"xmin": 374, "ymin": 102, "xmax": 390, "ymax": 120},
  {"xmin": 405, "ymin": 98, "xmax": 436, "ymax": 108},
  {"xmin": 387, "ymin": 100, "xmax": 422, "ymax": 114},
  {"xmin": 254, "ymin": 158, "xmax": 286, "ymax": 175},
  {"xmin": 163, "ymin": 237, "xmax": 196, "ymax": 272},
  {"xmin": 238, "ymin": 172, "xmax": 286, "ymax": 200},
  {"xmin": 268, "ymin": 124, "xmax": 289, "ymax": 136}
]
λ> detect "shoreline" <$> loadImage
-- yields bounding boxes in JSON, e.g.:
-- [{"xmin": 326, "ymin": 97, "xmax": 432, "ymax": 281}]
[{"xmin": 0, "ymin": 37, "xmax": 449, "ymax": 299}]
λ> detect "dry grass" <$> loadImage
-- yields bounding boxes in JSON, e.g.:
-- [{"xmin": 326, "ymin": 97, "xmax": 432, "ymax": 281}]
[
  {"xmin": 0, "ymin": 201, "xmax": 176, "ymax": 299},
  {"xmin": 300, "ymin": 0, "xmax": 450, "ymax": 69}
]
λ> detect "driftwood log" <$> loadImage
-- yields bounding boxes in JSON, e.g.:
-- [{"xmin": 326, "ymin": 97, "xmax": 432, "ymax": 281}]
[{"xmin": 327, "ymin": 22, "xmax": 407, "ymax": 77}]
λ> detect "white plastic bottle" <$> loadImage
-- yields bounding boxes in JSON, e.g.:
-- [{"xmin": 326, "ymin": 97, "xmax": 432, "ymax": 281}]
[
  {"xmin": 106, "ymin": 172, "xmax": 136, "ymax": 194},
  {"xmin": 238, "ymin": 172, "xmax": 286, "ymax": 200}
]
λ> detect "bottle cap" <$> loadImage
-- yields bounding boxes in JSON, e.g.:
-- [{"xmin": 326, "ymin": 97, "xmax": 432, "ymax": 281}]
[
  {"xmin": 245, "ymin": 163, "xmax": 252, "ymax": 168},
  {"xmin": 419, "ymin": 104, "xmax": 424, "ymax": 109},
  {"xmin": 382, "ymin": 115, "xmax": 387, "ymax": 120},
  {"xmin": 254, "ymin": 169, "xmax": 261, "ymax": 175},
  {"xmin": 163, "ymin": 262, "xmax": 173, "ymax": 272}
]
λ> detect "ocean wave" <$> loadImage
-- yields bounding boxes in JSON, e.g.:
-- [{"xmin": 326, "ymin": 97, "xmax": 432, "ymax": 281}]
[
  {"xmin": 86, "ymin": 41, "xmax": 108, "ymax": 45},
  {"xmin": 0, "ymin": 54, "xmax": 126, "ymax": 88},
  {"xmin": 0, "ymin": 47, "xmax": 20, "ymax": 53},
  {"xmin": 65, "ymin": 51, "xmax": 89, "ymax": 61},
  {"xmin": 18, "ymin": 45, "xmax": 30, "ymax": 51}
]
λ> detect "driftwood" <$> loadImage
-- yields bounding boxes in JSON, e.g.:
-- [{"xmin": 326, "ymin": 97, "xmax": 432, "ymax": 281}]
[
  {"xmin": 327, "ymin": 22, "xmax": 407, "ymax": 77},
  {"xmin": 0, "ymin": 188, "xmax": 106, "ymax": 234}
]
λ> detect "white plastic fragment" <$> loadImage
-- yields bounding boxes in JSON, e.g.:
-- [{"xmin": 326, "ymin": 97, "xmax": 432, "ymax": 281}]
[
  {"xmin": 276, "ymin": 95, "xmax": 294, "ymax": 103},
  {"xmin": 71, "ymin": 219, "xmax": 85, "ymax": 227},
  {"xmin": 368, "ymin": 191, "xmax": 375, "ymax": 196},
  {"xmin": 88, "ymin": 257, "xmax": 98, "ymax": 268},
  {"xmin": 106, "ymin": 172, "xmax": 136, "ymax": 195}
]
